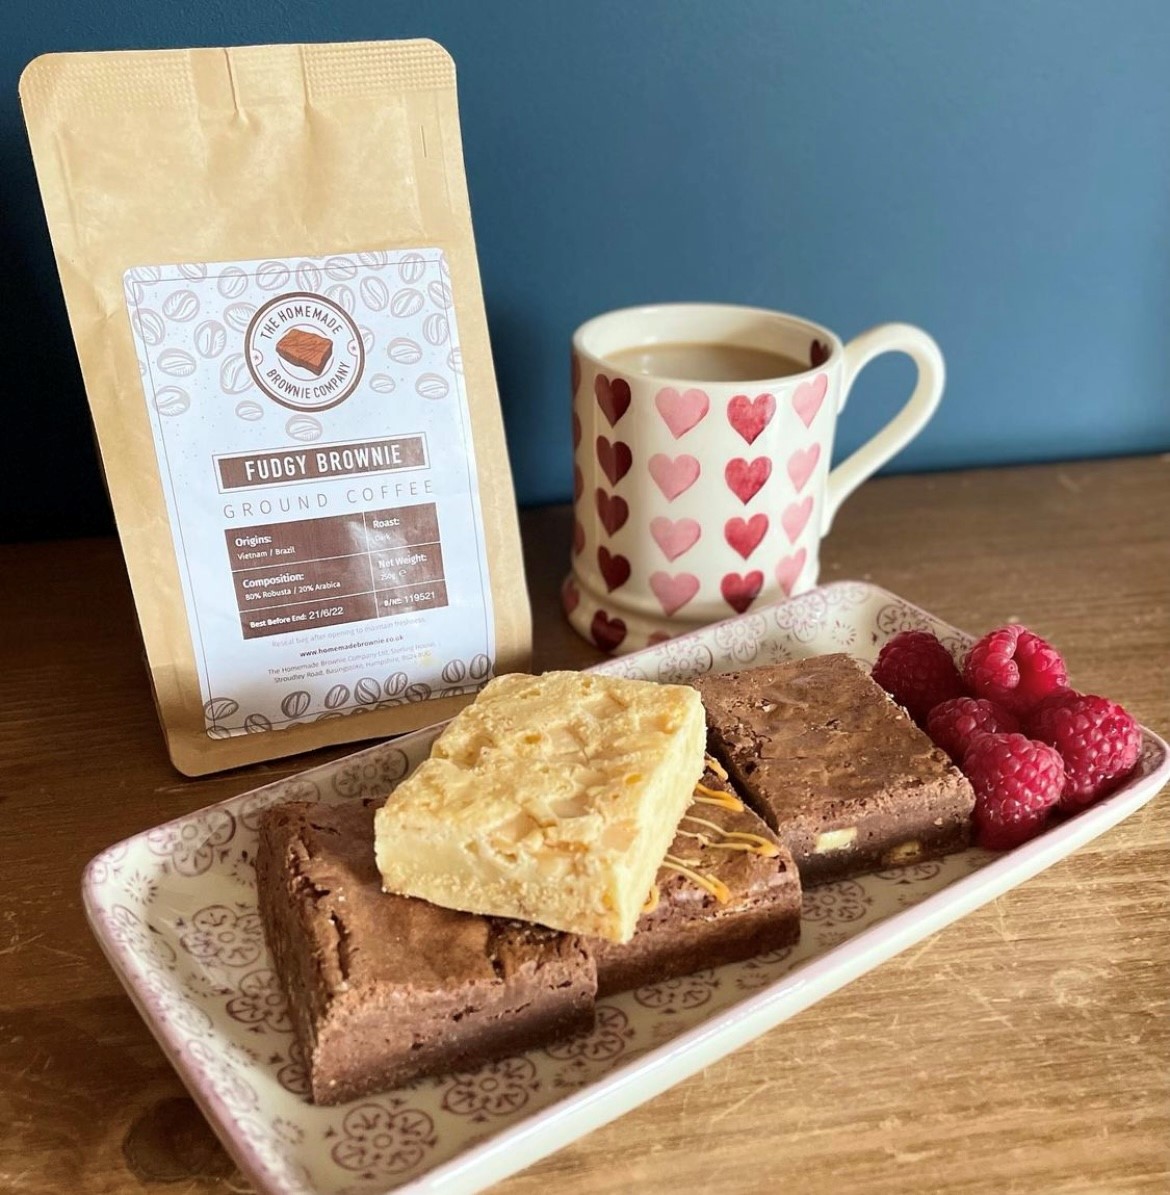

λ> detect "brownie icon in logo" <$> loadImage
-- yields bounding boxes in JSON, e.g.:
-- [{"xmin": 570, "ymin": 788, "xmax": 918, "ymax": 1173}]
[
  {"xmin": 276, "ymin": 327, "xmax": 334, "ymax": 376},
  {"xmin": 245, "ymin": 288, "xmax": 365, "ymax": 412}
]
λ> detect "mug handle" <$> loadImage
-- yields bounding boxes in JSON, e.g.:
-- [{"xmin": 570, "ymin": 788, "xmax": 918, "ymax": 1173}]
[{"xmin": 822, "ymin": 322, "xmax": 945, "ymax": 532}]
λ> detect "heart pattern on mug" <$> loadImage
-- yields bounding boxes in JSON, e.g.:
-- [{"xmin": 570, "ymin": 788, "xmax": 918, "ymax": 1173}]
[
  {"xmin": 649, "ymin": 454, "xmax": 701, "ymax": 501},
  {"xmin": 792, "ymin": 374, "xmax": 828, "ymax": 428},
  {"xmin": 568, "ymin": 344, "xmax": 836, "ymax": 646},
  {"xmin": 596, "ymin": 488, "xmax": 629, "ymax": 536},
  {"xmin": 725, "ymin": 457, "xmax": 772, "ymax": 505},
  {"xmin": 650, "ymin": 516, "xmax": 701, "ymax": 562},
  {"xmin": 590, "ymin": 609, "xmax": 627, "ymax": 651},
  {"xmin": 724, "ymin": 514, "xmax": 768, "ymax": 560},
  {"xmin": 650, "ymin": 571, "xmax": 700, "ymax": 616},
  {"xmin": 786, "ymin": 444, "xmax": 820, "ymax": 493},
  {"xmin": 721, "ymin": 570, "xmax": 763, "ymax": 614},
  {"xmin": 726, "ymin": 393, "xmax": 776, "ymax": 445},
  {"xmin": 596, "ymin": 436, "xmax": 632, "ymax": 486},
  {"xmin": 782, "ymin": 496, "xmax": 814, "ymax": 543},
  {"xmin": 655, "ymin": 387, "xmax": 709, "ymax": 439},
  {"xmin": 775, "ymin": 550, "xmax": 806, "ymax": 597},
  {"xmin": 598, "ymin": 546, "xmax": 631, "ymax": 592},
  {"xmin": 595, "ymin": 374, "xmax": 631, "ymax": 427}
]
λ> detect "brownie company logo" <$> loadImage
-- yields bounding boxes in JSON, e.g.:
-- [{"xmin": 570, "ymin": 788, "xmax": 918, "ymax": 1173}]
[{"xmin": 245, "ymin": 291, "xmax": 365, "ymax": 412}]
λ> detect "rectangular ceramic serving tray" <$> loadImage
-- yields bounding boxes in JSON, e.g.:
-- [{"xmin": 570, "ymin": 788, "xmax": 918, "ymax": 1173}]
[{"xmin": 83, "ymin": 582, "xmax": 1169, "ymax": 1195}]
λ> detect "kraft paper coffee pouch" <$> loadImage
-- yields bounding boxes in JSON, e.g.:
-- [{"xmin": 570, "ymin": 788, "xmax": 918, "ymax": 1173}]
[{"xmin": 20, "ymin": 41, "xmax": 531, "ymax": 775}]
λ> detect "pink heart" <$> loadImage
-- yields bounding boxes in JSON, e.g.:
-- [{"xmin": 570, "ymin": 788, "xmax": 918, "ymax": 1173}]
[
  {"xmin": 724, "ymin": 513, "xmax": 769, "ymax": 560},
  {"xmin": 782, "ymin": 496, "xmax": 814, "ymax": 543},
  {"xmin": 647, "ymin": 630, "xmax": 673, "ymax": 646},
  {"xmin": 724, "ymin": 457, "xmax": 772, "ymax": 505},
  {"xmin": 775, "ymin": 549, "xmax": 807, "ymax": 596},
  {"xmin": 650, "ymin": 516, "xmax": 701, "ymax": 561},
  {"xmin": 726, "ymin": 393, "xmax": 776, "ymax": 444},
  {"xmin": 649, "ymin": 453, "xmax": 701, "ymax": 501},
  {"xmin": 792, "ymin": 374, "xmax": 828, "ymax": 428},
  {"xmin": 655, "ymin": 387, "xmax": 709, "ymax": 439},
  {"xmin": 786, "ymin": 444, "xmax": 820, "ymax": 493},
  {"xmin": 650, "ymin": 571, "xmax": 700, "ymax": 616}
]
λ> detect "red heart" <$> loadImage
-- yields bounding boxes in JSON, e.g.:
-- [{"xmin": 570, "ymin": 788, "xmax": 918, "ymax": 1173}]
[
  {"xmin": 810, "ymin": 339, "xmax": 831, "ymax": 368},
  {"xmin": 596, "ymin": 436, "xmax": 632, "ymax": 486},
  {"xmin": 725, "ymin": 457, "xmax": 772, "ymax": 504},
  {"xmin": 598, "ymin": 546, "xmax": 631, "ymax": 592},
  {"xmin": 721, "ymin": 570, "xmax": 763, "ymax": 614},
  {"xmin": 571, "ymin": 350, "xmax": 581, "ymax": 398},
  {"xmin": 724, "ymin": 513, "xmax": 769, "ymax": 559},
  {"xmin": 572, "ymin": 409, "xmax": 581, "ymax": 449},
  {"xmin": 776, "ymin": 549, "xmax": 807, "ymax": 596},
  {"xmin": 561, "ymin": 576, "xmax": 580, "ymax": 614},
  {"xmin": 595, "ymin": 374, "xmax": 631, "ymax": 426},
  {"xmin": 573, "ymin": 464, "xmax": 584, "ymax": 501},
  {"xmin": 726, "ymin": 393, "xmax": 776, "ymax": 444},
  {"xmin": 591, "ymin": 609, "xmax": 627, "ymax": 652},
  {"xmin": 572, "ymin": 519, "xmax": 585, "ymax": 556},
  {"xmin": 648, "ymin": 630, "xmax": 673, "ymax": 646},
  {"xmin": 595, "ymin": 488, "xmax": 629, "ymax": 536}
]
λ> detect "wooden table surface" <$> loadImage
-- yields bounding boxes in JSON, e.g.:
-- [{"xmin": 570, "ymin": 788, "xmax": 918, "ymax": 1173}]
[{"xmin": 1, "ymin": 455, "xmax": 1168, "ymax": 1194}]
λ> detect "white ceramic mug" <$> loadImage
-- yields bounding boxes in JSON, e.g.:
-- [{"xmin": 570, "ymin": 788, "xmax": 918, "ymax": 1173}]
[{"xmin": 562, "ymin": 303, "xmax": 944, "ymax": 654}]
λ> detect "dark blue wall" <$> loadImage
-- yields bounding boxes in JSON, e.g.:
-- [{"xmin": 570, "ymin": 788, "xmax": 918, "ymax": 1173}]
[{"xmin": 4, "ymin": 1, "xmax": 1170, "ymax": 539}]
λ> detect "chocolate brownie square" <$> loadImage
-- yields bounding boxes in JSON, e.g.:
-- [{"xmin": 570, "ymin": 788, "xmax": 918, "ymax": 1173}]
[
  {"xmin": 693, "ymin": 655, "xmax": 975, "ymax": 886},
  {"xmin": 590, "ymin": 766, "xmax": 801, "ymax": 997},
  {"xmin": 256, "ymin": 801, "xmax": 596, "ymax": 1104}
]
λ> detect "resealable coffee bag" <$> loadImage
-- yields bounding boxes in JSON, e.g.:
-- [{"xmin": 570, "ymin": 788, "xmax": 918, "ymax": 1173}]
[{"xmin": 21, "ymin": 40, "xmax": 531, "ymax": 774}]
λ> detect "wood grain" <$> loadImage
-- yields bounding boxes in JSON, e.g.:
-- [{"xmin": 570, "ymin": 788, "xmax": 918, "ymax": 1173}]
[{"xmin": 1, "ymin": 455, "xmax": 1168, "ymax": 1193}]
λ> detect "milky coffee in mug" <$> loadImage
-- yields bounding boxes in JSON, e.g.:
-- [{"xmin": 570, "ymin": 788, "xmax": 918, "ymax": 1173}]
[{"xmin": 564, "ymin": 303, "xmax": 945, "ymax": 654}]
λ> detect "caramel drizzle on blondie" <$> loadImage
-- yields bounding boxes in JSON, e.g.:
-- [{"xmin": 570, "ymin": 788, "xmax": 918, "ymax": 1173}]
[{"xmin": 641, "ymin": 777, "xmax": 779, "ymax": 911}]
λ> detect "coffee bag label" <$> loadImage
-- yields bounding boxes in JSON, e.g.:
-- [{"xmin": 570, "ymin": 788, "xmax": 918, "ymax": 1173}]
[{"xmin": 126, "ymin": 248, "xmax": 494, "ymax": 737}]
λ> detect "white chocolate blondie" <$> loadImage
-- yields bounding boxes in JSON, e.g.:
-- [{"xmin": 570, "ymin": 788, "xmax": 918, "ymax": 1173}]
[{"xmin": 374, "ymin": 671, "xmax": 706, "ymax": 942}]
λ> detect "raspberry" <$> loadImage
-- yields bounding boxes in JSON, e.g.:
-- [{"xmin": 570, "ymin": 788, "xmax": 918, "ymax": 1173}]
[
  {"xmin": 963, "ymin": 625, "xmax": 1068, "ymax": 716},
  {"xmin": 872, "ymin": 631, "xmax": 966, "ymax": 724},
  {"xmin": 926, "ymin": 697, "xmax": 1020, "ymax": 764},
  {"xmin": 964, "ymin": 733, "xmax": 1065, "ymax": 849},
  {"xmin": 1028, "ymin": 693, "xmax": 1142, "ymax": 810}
]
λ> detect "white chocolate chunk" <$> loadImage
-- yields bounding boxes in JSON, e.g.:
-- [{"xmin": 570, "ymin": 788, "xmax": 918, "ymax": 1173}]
[
  {"xmin": 813, "ymin": 827, "xmax": 858, "ymax": 854},
  {"xmin": 881, "ymin": 839, "xmax": 924, "ymax": 866},
  {"xmin": 374, "ymin": 671, "xmax": 706, "ymax": 943}
]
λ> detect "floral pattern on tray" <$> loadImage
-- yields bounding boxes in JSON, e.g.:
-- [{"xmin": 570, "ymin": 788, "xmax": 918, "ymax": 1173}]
[{"xmin": 83, "ymin": 582, "xmax": 1169, "ymax": 1195}]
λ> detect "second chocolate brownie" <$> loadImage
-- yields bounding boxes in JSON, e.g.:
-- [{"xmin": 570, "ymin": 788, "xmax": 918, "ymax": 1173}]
[
  {"xmin": 590, "ymin": 766, "xmax": 801, "ymax": 997},
  {"xmin": 693, "ymin": 655, "xmax": 975, "ymax": 886}
]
